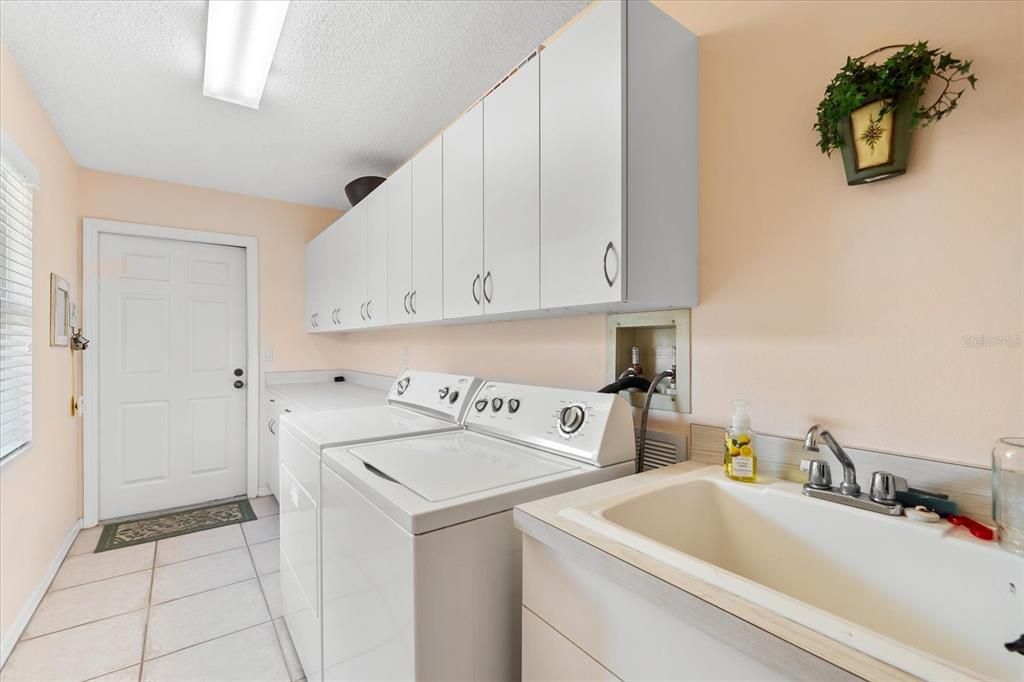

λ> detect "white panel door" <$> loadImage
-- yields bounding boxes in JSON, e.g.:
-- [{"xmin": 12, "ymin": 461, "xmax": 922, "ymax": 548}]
[
  {"xmin": 98, "ymin": 233, "xmax": 247, "ymax": 520},
  {"xmin": 442, "ymin": 104, "xmax": 484, "ymax": 320},
  {"xmin": 387, "ymin": 162, "xmax": 413, "ymax": 324},
  {"xmin": 339, "ymin": 203, "xmax": 368, "ymax": 329},
  {"xmin": 483, "ymin": 55, "xmax": 540, "ymax": 315},
  {"xmin": 411, "ymin": 136, "xmax": 444, "ymax": 323},
  {"xmin": 540, "ymin": 0, "xmax": 624, "ymax": 308},
  {"xmin": 365, "ymin": 187, "xmax": 388, "ymax": 327}
]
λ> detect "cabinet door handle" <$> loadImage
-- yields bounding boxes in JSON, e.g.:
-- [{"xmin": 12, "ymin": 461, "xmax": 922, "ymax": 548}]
[
  {"xmin": 360, "ymin": 302, "xmax": 366, "ymax": 320},
  {"xmin": 367, "ymin": 300, "xmax": 373, "ymax": 319},
  {"xmin": 483, "ymin": 271, "xmax": 493, "ymax": 304},
  {"xmin": 403, "ymin": 291, "xmax": 411, "ymax": 315},
  {"xmin": 268, "ymin": 418, "xmax": 276, "ymax": 435},
  {"xmin": 312, "ymin": 313, "xmax": 318, "ymax": 328},
  {"xmin": 472, "ymin": 274, "xmax": 481, "ymax": 305},
  {"xmin": 603, "ymin": 241, "xmax": 618, "ymax": 287},
  {"xmin": 410, "ymin": 290, "xmax": 417, "ymax": 314}
]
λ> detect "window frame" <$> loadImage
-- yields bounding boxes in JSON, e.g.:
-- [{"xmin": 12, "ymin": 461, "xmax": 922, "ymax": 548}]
[{"xmin": 0, "ymin": 129, "xmax": 41, "ymax": 465}]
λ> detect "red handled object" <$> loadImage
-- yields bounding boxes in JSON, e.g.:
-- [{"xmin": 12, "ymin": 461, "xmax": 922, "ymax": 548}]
[{"xmin": 947, "ymin": 515, "xmax": 994, "ymax": 541}]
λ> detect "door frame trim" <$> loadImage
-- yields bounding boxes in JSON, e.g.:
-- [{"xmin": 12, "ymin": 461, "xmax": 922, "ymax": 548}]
[{"xmin": 82, "ymin": 217, "xmax": 260, "ymax": 527}]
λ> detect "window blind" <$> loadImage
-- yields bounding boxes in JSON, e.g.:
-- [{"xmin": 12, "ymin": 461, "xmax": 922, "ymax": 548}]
[{"xmin": 0, "ymin": 157, "xmax": 33, "ymax": 459}]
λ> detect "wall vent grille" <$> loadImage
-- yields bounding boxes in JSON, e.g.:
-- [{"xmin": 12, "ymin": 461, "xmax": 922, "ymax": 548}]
[{"xmin": 635, "ymin": 429, "xmax": 687, "ymax": 471}]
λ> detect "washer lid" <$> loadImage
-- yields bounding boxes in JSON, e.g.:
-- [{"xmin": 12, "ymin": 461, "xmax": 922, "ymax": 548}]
[
  {"xmin": 280, "ymin": 405, "xmax": 458, "ymax": 453},
  {"xmin": 349, "ymin": 431, "xmax": 576, "ymax": 502}
]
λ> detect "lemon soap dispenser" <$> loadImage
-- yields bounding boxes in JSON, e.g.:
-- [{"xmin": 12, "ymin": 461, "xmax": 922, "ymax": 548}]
[{"xmin": 724, "ymin": 400, "xmax": 757, "ymax": 482}]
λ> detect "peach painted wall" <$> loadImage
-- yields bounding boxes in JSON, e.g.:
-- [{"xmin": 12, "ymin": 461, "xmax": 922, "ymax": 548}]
[
  {"xmin": 0, "ymin": 44, "xmax": 82, "ymax": 642},
  {"xmin": 77, "ymin": 169, "xmax": 342, "ymax": 373},
  {"xmin": 315, "ymin": 0, "xmax": 1023, "ymax": 468}
]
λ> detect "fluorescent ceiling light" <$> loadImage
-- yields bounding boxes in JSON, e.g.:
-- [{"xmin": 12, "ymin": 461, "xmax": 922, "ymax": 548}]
[{"xmin": 203, "ymin": 0, "xmax": 290, "ymax": 109}]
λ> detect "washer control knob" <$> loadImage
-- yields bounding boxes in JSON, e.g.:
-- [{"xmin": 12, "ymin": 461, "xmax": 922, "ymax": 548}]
[
  {"xmin": 395, "ymin": 377, "xmax": 410, "ymax": 395},
  {"xmin": 558, "ymin": 405, "xmax": 586, "ymax": 435},
  {"xmin": 491, "ymin": 398, "xmax": 504, "ymax": 412},
  {"xmin": 438, "ymin": 386, "xmax": 450, "ymax": 399},
  {"xmin": 448, "ymin": 390, "xmax": 459, "ymax": 404},
  {"xmin": 508, "ymin": 399, "xmax": 520, "ymax": 414},
  {"xmin": 474, "ymin": 399, "xmax": 488, "ymax": 412}
]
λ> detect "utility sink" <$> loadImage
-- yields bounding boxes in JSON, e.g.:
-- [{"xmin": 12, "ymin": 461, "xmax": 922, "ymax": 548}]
[{"xmin": 560, "ymin": 466, "xmax": 1024, "ymax": 681}]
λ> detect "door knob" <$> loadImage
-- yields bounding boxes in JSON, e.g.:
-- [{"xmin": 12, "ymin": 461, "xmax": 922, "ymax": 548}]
[
  {"xmin": 233, "ymin": 380, "xmax": 244, "ymax": 389},
  {"xmin": 234, "ymin": 368, "xmax": 243, "ymax": 377}
]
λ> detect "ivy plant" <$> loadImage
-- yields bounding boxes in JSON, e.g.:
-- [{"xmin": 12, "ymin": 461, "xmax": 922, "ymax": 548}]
[{"xmin": 814, "ymin": 42, "xmax": 977, "ymax": 155}]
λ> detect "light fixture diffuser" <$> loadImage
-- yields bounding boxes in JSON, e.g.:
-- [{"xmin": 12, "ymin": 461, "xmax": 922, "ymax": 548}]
[{"xmin": 203, "ymin": 0, "xmax": 290, "ymax": 109}]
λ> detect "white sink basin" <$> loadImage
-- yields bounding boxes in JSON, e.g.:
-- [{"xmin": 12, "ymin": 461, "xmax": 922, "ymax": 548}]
[{"xmin": 560, "ymin": 466, "xmax": 1024, "ymax": 681}]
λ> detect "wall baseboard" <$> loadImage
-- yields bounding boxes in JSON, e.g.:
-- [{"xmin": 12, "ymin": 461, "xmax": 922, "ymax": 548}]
[{"xmin": 0, "ymin": 517, "xmax": 82, "ymax": 667}]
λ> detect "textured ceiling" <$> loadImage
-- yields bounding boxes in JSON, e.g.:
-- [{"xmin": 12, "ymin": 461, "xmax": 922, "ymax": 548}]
[{"xmin": 0, "ymin": 0, "xmax": 587, "ymax": 208}]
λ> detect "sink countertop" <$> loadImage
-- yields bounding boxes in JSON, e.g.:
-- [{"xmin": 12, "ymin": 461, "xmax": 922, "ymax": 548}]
[{"xmin": 514, "ymin": 462, "xmax": 923, "ymax": 682}]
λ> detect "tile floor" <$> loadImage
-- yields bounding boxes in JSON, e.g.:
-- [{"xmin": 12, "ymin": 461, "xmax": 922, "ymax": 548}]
[{"xmin": 1, "ymin": 496, "xmax": 304, "ymax": 682}]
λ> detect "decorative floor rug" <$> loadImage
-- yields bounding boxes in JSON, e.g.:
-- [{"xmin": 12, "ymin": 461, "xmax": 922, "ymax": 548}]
[{"xmin": 95, "ymin": 499, "xmax": 257, "ymax": 552}]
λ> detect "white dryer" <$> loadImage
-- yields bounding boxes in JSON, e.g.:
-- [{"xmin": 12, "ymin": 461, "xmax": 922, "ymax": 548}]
[
  {"xmin": 319, "ymin": 381, "xmax": 636, "ymax": 681},
  {"xmin": 278, "ymin": 370, "xmax": 483, "ymax": 682}
]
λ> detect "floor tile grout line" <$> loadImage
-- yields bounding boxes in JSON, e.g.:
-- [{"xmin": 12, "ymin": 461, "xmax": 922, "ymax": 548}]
[
  {"xmin": 44, "ymin": 563, "xmax": 155, "ymax": 595},
  {"xmin": 13, "ymin": 606, "xmax": 150, "ymax": 646},
  {"xmin": 244, "ymin": 530, "xmax": 292, "ymax": 678},
  {"xmin": 138, "ymin": 548, "xmax": 156, "ymax": 682},
  {"xmin": 142, "ymin": 613, "xmax": 275, "ymax": 664},
  {"xmin": 19, "ymin": 571, "xmax": 264, "ymax": 645},
  {"xmin": 139, "ymin": 619, "xmax": 278, "ymax": 669},
  {"xmin": 149, "ymin": 572, "xmax": 262, "ymax": 609}
]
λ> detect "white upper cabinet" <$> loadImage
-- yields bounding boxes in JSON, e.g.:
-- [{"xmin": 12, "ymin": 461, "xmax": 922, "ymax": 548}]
[
  {"xmin": 364, "ymin": 186, "xmax": 388, "ymax": 326},
  {"xmin": 410, "ymin": 137, "xmax": 444, "ymax": 323},
  {"xmin": 387, "ymin": 162, "xmax": 413, "ymax": 324},
  {"xmin": 338, "ymin": 202, "xmax": 367, "ymax": 330},
  {"xmin": 304, "ymin": 0, "xmax": 697, "ymax": 333},
  {"xmin": 305, "ymin": 225, "xmax": 338, "ymax": 332},
  {"xmin": 483, "ymin": 55, "xmax": 540, "ymax": 316},
  {"xmin": 442, "ymin": 103, "xmax": 484, "ymax": 320},
  {"xmin": 540, "ymin": 0, "xmax": 623, "ymax": 309},
  {"xmin": 540, "ymin": 0, "xmax": 697, "ymax": 310},
  {"xmin": 320, "ymin": 225, "xmax": 345, "ymax": 330}
]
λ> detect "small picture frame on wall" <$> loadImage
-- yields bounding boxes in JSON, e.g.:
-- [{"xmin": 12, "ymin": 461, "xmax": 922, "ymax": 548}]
[{"xmin": 50, "ymin": 273, "xmax": 70, "ymax": 347}]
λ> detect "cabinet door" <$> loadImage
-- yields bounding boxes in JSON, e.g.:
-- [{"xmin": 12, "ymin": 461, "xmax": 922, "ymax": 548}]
[
  {"xmin": 540, "ymin": 0, "xmax": 624, "ymax": 308},
  {"xmin": 387, "ymin": 162, "xmax": 413, "ymax": 324},
  {"xmin": 321, "ymin": 224, "xmax": 345, "ymax": 330},
  {"xmin": 338, "ymin": 203, "xmax": 367, "ymax": 329},
  {"xmin": 305, "ymin": 229, "xmax": 334, "ymax": 332},
  {"xmin": 483, "ymin": 55, "xmax": 540, "ymax": 315},
  {"xmin": 442, "ymin": 104, "xmax": 484, "ymax": 319},
  {"xmin": 365, "ymin": 187, "xmax": 388, "ymax": 327},
  {"xmin": 304, "ymin": 239, "xmax": 319, "ymax": 332},
  {"xmin": 410, "ymin": 137, "xmax": 444, "ymax": 323}
]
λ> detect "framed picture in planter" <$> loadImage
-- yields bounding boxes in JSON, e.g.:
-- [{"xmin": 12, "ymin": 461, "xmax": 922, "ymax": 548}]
[{"xmin": 814, "ymin": 42, "xmax": 977, "ymax": 186}]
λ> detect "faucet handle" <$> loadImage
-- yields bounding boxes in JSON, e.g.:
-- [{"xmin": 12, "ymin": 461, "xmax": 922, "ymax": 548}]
[
  {"xmin": 800, "ymin": 459, "xmax": 832, "ymax": 490},
  {"xmin": 869, "ymin": 471, "xmax": 900, "ymax": 505}
]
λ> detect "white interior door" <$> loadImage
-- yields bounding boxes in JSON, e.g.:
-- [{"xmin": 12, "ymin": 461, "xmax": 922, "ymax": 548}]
[{"xmin": 98, "ymin": 233, "xmax": 248, "ymax": 520}]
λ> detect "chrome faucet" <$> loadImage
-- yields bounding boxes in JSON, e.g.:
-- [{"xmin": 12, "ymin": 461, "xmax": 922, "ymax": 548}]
[
  {"xmin": 800, "ymin": 424, "xmax": 903, "ymax": 516},
  {"xmin": 803, "ymin": 424, "xmax": 860, "ymax": 496}
]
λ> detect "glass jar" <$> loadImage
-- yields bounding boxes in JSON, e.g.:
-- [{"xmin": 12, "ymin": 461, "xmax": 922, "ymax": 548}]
[{"xmin": 992, "ymin": 437, "xmax": 1024, "ymax": 555}]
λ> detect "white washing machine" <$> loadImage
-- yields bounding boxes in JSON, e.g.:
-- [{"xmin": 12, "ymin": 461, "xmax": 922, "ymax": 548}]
[
  {"xmin": 319, "ymin": 381, "xmax": 636, "ymax": 681},
  {"xmin": 278, "ymin": 370, "xmax": 483, "ymax": 682}
]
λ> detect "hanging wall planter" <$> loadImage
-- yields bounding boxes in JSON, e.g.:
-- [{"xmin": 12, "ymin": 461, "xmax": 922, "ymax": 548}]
[{"xmin": 814, "ymin": 42, "xmax": 977, "ymax": 186}]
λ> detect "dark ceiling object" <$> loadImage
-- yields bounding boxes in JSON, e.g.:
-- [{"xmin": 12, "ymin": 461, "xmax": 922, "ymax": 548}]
[{"xmin": 345, "ymin": 176, "xmax": 385, "ymax": 207}]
